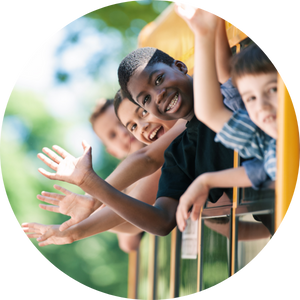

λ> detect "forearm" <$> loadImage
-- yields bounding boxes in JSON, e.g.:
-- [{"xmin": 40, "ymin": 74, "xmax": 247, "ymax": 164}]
[
  {"xmin": 80, "ymin": 171, "xmax": 177, "ymax": 236},
  {"xmin": 71, "ymin": 206, "xmax": 128, "ymax": 241},
  {"xmin": 215, "ymin": 18, "xmax": 231, "ymax": 84},
  {"xmin": 193, "ymin": 29, "xmax": 232, "ymax": 132},
  {"xmin": 202, "ymin": 166, "xmax": 252, "ymax": 189},
  {"xmin": 105, "ymin": 147, "xmax": 159, "ymax": 191}
]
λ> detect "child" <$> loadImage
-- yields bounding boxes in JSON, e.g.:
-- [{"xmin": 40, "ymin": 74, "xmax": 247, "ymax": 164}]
[
  {"xmin": 34, "ymin": 48, "xmax": 236, "ymax": 236},
  {"xmin": 23, "ymin": 93, "xmax": 185, "ymax": 245},
  {"xmin": 175, "ymin": 5, "xmax": 277, "ymax": 231},
  {"xmin": 32, "ymin": 12, "xmax": 267, "ymax": 237},
  {"xmin": 90, "ymin": 98, "xmax": 144, "ymax": 159}
]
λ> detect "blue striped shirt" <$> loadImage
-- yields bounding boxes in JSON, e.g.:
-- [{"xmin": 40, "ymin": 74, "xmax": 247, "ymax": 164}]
[{"xmin": 215, "ymin": 109, "xmax": 277, "ymax": 180}]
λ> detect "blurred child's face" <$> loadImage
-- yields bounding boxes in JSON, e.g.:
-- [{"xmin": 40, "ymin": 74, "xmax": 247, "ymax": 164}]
[
  {"xmin": 118, "ymin": 98, "xmax": 177, "ymax": 145},
  {"xmin": 93, "ymin": 105, "xmax": 144, "ymax": 159},
  {"xmin": 237, "ymin": 72, "xmax": 278, "ymax": 139},
  {"xmin": 127, "ymin": 61, "xmax": 194, "ymax": 122}
]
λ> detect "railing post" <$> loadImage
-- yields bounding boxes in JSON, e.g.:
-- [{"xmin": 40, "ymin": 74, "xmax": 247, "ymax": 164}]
[
  {"xmin": 127, "ymin": 250, "xmax": 139, "ymax": 299},
  {"xmin": 170, "ymin": 227, "xmax": 181, "ymax": 298}
]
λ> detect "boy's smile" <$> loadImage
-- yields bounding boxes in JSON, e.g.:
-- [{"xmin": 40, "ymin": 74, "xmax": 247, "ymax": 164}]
[{"xmin": 127, "ymin": 61, "xmax": 194, "ymax": 121}]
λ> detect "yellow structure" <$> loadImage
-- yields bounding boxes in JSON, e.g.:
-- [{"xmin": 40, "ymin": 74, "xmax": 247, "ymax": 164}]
[{"xmin": 128, "ymin": 3, "xmax": 299, "ymax": 299}]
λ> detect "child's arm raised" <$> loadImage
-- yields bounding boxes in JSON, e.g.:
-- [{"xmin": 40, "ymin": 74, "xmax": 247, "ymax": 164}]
[
  {"xmin": 175, "ymin": 5, "xmax": 233, "ymax": 133},
  {"xmin": 176, "ymin": 166, "xmax": 252, "ymax": 232}
]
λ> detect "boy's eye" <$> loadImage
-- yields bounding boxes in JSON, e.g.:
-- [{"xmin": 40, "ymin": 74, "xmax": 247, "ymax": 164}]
[
  {"xmin": 142, "ymin": 110, "xmax": 148, "ymax": 117},
  {"xmin": 246, "ymin": 96, "xmax": 256, "ymax": 103},
  {"xmin": 269, "ymin": 87, "xmax": 277, "ymax": 94},
  {"xmin": 155, "ymin": 74, "xmax": 163, "ymax": 85},
  {"xmin": 109, "ymin": 132, "xmax": 116, "ymax": 139},
  {"xmin": 143, "ymin": 95, "xmax": 150, "ymax": 106},
  {"xmin": 130, "ymin": 124, "xmax": 137, "ymax": 132}
]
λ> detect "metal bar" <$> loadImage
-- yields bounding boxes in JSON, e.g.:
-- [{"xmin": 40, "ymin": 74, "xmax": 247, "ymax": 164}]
[
  {"xmin": 169, "ymin": 227, "xmax": 181, "ymax": 298},
  {"xmin": 197, "ymin": 208, "xmax": 203, "ymax": 292},
  {"xmin": 147, "ymin": 234, "xmax": 157, "ymax": 300},
  {"xmin": 230, "ymin": 150, "xmax": 239, "ymax": 276},
  {"xmin": 127, "ymin": 250, "xmax": 139, "ymax": 299}
]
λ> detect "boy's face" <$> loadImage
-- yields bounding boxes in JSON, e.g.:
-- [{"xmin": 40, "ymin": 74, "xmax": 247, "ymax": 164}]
[
  {"xmin": 93, "ymin": 105, "xmax": 144, "ymax": 159},
  {"xmin": 237, "ymin": 72, "xmax": 278, "ymax": 139},
  {"xmin": 118, "ymin": 98, "xmax": 177, "ymax": 145},
  {"xmin": 127, "ymin": 61, "xmax": 194, "ymax": 121}
]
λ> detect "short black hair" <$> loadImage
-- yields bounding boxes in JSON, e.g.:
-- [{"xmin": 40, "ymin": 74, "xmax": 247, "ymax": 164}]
[
  {"xmin": 118, "ymin": 47, "xmax": 175, "ymax": 100},
  {"xmin": 231, "ymin": 43, "xmax": 277, "ymax": 86},
  {"xmin": 113, "ymin": 89, "xmax": 140, "ymax": 122}
]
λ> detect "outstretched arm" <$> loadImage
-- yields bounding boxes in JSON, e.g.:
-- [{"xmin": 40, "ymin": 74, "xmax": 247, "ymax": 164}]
[
  {"xmin": 38, "ymin": 141, "xmax": 178, "ymax": 236},
  {"xmin": 176, "ymin": 166, "xmax": 252, "ymax": 232},
  {"xmin": 175, "ymin": 4, "xmax": 232, "ymax": 133}
]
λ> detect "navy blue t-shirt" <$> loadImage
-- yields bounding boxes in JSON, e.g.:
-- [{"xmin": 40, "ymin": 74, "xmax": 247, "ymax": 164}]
[{"xmin": 157, "ymin": 116, "xmax": 234, "ymax": 203}]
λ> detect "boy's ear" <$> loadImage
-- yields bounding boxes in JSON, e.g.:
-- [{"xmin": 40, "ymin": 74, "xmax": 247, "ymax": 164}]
[{"xmin": 174, "ymin": 60, "xmax": 188, "ymax": 74}]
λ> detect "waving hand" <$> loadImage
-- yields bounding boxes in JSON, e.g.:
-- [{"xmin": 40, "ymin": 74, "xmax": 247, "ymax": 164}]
[
  {"xmin": 37, "ymin": 185, "xmax": 99, "ymax": 231},
  {"xmin": 38, "ymin": 141, "xmax": 92, "ymax": 186},
  {"xmin": 22, "ymin": 223, "xmax": 75, "ymax": 247}
]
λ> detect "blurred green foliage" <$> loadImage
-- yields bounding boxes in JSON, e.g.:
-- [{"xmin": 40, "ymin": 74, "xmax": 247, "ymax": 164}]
[{"xmin": 1, "ymin": 1, "xmax": 172, "ymax": 297}]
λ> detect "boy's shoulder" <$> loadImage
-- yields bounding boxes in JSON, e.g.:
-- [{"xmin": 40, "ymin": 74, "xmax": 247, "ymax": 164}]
[{"xmin": 221, "ymin": 78, "xmax": 245, "ymax": 112}]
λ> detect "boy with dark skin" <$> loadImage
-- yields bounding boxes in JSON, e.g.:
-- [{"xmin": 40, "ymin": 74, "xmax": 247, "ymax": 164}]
[{"xmin": 33, "ymin": 14, "xmax": 256, "ymax": 240}]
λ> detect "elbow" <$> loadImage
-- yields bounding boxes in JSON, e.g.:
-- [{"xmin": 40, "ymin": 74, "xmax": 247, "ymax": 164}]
[{"xmin": 151, "ymin": 220, "xmax": 176, "ymax": 237}]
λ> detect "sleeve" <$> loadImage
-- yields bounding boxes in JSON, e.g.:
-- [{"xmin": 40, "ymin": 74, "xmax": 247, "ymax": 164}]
[
  {"xmin": 214, "ymin": 110, "xmax": 265, "ymax": 160},
  {"xmin": 220, "ymin": 78, "xmax": 245, "ymax": 111},
  {"xmin": 263, "ymin": 139, "xmax": 277, "ymax": 180},
  {"xmin": 242, "ymin": 158, "xmax": 273, "ymax": 190},
  {"xmin": 156, "ymin": 150, "xmax": 192, "ymax": 201}
]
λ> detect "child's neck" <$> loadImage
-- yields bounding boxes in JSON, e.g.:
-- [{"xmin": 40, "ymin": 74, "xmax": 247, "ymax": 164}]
[{"xmin": 183, "ymin": 109, "xmax": 195, "ymax": 122}]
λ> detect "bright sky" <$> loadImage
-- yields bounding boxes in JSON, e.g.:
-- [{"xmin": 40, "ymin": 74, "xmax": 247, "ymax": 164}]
[{"xmin": 13, "ymin": 16, "xmax": 125, "ymax": 158}]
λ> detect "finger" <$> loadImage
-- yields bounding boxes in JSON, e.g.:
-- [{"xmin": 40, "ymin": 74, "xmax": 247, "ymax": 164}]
[
  {"xmin": 39, "ymin": 204, "xmax": 60, "ymax": 213},
  {"xmin": 176, "ymin": 209, "xmax": 186, "ymax": 232},
  {"xmin": 38, "ymin": 168, "xmax": 58, "ymax": 180},
  {"xmin": 53, "ymin": 184, "xmax": 71, "ymax": 196},
  {"xmin": 52, "ymin": 145, "xmax": 72, "ymax": 159},
  {"xmin": 38, "ymin": 240, "xmax": 52, "ymax": 247},
  {"xmin": 37, "ymin": 194, "xmax": 61, "ymax": 205},
  {"xmin": 25, "ymin": 233, "xmax": 41, "ymax": 241},
  {"xmin": 40, "ymin": 191, "xmax": 64, "ymax": 200},
  {"xmin": 37, "ymin": 229, "xmax": 53, "ymax": 242},
  {"xmin": 22, "ymin": 222, "xmax": 41, "ymax": 232},
  {"xmin": 82, "ymin": 140, "xmax": 92, "ymax": 156},
  {"xmin": 191, "ymin": 204, "xmax": 201, "ymax": 221},
  {"xmin": 37, "ymin": 153, "xmax": 58, "ymax": 171},
  {"xmin": 59, "ymin": 219, "xmax": 75, "ymax": 232},
  {"xmin": 42, "ymin": 147, "xmax": 63, "ymax": 164}
]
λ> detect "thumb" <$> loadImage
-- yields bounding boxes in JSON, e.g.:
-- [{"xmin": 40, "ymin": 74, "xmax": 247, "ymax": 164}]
[
  {"xmin": 82, "ymin": 140, "xmax": 92, "ymax": 156},
  {"xmin": 59, "ymin": 219, "xmax": 75, "ymax": 232},
  {"xmin": 37, "ymin": 228, "xmax": 53, "ymax": 242}
]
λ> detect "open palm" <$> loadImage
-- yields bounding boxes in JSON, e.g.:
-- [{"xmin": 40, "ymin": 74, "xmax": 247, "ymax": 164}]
[
  {"xmin": 22, "ymin": 223, "xmax": 74, "ymax": 247},
  {"xmin": 37, "ymin": 141, "xmax": 92, "ymax": 186},
  {"xmin": 38, "ymin": 185, "xmax": 97, "ymax": 231}
]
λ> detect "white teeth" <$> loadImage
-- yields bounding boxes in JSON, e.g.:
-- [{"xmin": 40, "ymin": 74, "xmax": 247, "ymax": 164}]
[
  {"xmin": 166, "ymin": 93, "xmax": 178, "ymax": 111},
  {"xmin": 149, "ymin": 126, "xmax": 162, "ymax": 140}
]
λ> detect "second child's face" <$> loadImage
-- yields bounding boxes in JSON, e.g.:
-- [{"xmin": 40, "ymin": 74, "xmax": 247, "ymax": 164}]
[
  {"xmin": 127, "ymin": 61, "xmax": 194, "ymax": 122},
  {"xmin": 237, "ymin": 72, "xmax": 278, "ymax": 139},
  {"xmin": 93, "ymin": 105, "xmax": 144, "ymax": 159},
  {"xmin": 118, "ymin": 98, "xmax": 177, "ymax": 145}
]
